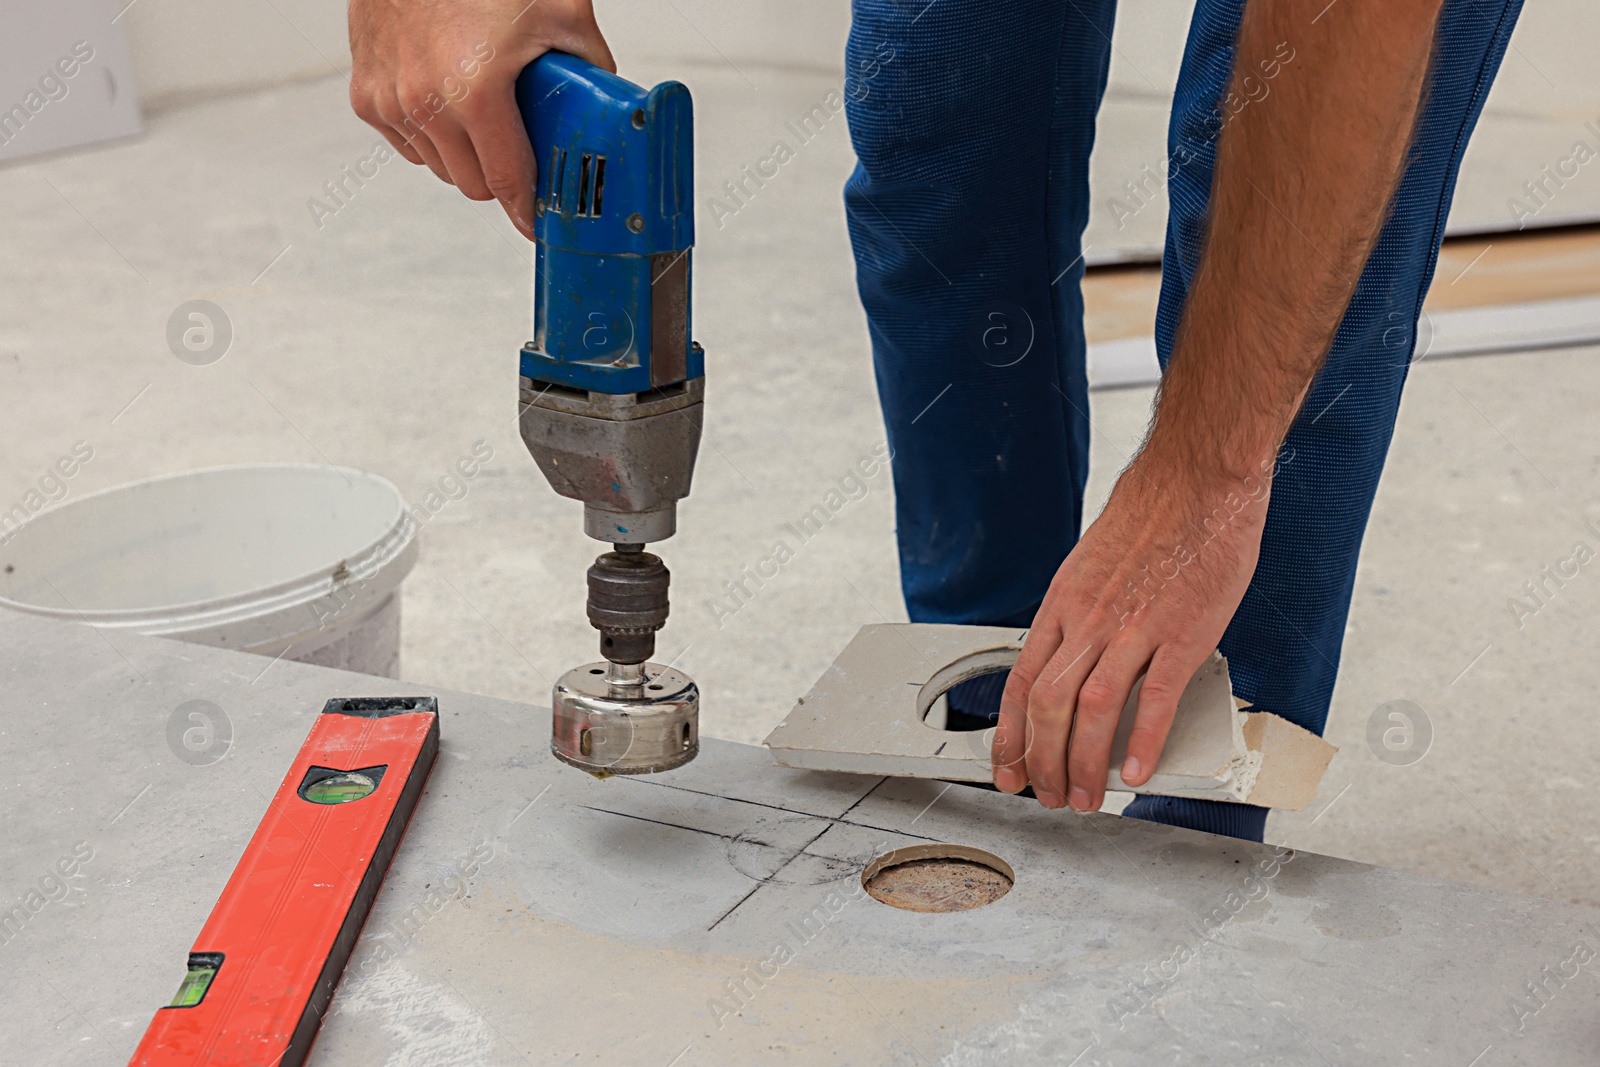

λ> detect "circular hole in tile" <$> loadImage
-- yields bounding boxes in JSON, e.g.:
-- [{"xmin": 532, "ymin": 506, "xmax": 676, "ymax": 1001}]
[
  {"xmin": 862, "ymin": 844, "xmax": 1014, "ymax": 912},
  {"xmin": 917, "ymin": 647, "xmax": 1019, "ymax": 731}
]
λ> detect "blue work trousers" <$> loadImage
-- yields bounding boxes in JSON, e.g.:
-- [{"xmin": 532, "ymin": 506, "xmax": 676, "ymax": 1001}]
[{"xmin": 843, "ymin": 0, "xmax": 1523, "ymax": 835}]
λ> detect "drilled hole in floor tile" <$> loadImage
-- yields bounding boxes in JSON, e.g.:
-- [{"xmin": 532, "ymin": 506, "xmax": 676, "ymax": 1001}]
[{"xmin": 862, "ymin": 845, "xmax": 1014, "ymax": 912}]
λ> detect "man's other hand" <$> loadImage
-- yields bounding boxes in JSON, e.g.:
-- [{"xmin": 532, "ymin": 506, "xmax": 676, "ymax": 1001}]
[
  {"xmin": 992, "ymin": 443, "xmax": 1273, "ymax": 811},
  {"xmin": 349, "ymin": 0, "xmax": 614, "ymax": 238}
]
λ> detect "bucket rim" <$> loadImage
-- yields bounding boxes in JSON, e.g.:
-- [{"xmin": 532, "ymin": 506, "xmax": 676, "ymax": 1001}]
[{"xmin": 0, "ymin": 462, "xmax": 419, "ymax": 626}]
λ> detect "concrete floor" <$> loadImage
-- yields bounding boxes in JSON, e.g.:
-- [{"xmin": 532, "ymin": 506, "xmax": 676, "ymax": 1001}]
[{"xmin": 2, "ymin": 63, "xmax": 1597, "ymax": 912}]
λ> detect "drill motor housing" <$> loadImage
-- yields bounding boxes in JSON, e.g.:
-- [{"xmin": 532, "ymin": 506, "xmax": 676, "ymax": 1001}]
[{"xmin": 515, "ymin": 54, "xmax": 705, "ymax": 547}]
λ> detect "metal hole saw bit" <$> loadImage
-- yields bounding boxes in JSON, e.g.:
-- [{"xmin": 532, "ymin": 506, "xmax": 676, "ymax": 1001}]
[{"xmin": 514, "ymin": 54, "xmax": 703, "ymax": 776}]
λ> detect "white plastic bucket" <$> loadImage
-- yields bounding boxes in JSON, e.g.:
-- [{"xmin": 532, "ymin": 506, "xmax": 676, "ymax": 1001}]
[{"xmin": 0, "ymin": 464, "xmax": 419, "ymax": 678}]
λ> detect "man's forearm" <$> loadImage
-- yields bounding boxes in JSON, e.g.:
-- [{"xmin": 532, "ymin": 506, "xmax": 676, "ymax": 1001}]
[{"xmin": 1146, "ymin": 0, "xmax": 1444, "ymax": 480}]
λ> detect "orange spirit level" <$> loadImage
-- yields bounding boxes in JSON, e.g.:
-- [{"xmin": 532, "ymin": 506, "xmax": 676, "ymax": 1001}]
[{"xmin": 130, "ymin": 696, "xmax": 440, "ymax": 1066}]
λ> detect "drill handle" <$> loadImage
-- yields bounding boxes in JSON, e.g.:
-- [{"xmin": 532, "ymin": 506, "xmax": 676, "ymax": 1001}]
[{"xmin": 514, "ymin": 53, "xmax": 694, "ymax": 256}]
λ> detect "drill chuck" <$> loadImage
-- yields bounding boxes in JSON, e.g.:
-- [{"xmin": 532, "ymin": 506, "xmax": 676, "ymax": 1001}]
[{"xmin": 586, "ymin": 547, "xmax": 669, "ymax": 664}]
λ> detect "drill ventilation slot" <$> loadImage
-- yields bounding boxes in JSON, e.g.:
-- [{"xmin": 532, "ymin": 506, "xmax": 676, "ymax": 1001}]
[
  {"xmin": 590, "ymin": 156, "xmax": 606, "ymax": 216},
  {"xmin": 575, "ymin": 153, "xmax": 606, "ymax": 218},
  {"xmin": 550, "ymin": 148, "xmax": 609, "ymax": 219},
  {"xmin": 549, "ymin": 147, "xmax": 568, "ymax": 212},
  {"xmin": 550, "ymin": 148, "xmax": 607, "ymax": 218}
]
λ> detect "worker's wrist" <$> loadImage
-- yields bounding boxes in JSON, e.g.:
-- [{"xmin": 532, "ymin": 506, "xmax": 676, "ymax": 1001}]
[
  {"xmin": 1144, "ymin": 296, "xmax": 1314, "ymax": 486},
  {"xmin": 1138, "ymin": 406, "xmax": 1284, "ymax": 490},
  {"xmin": 1117, "ymin": 436, "xmax": 1278, "ymax": 547}
]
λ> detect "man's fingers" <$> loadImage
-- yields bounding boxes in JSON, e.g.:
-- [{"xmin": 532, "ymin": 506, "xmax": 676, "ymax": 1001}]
[
  {"xmin": 376, "ymin": 123, "xmax": 427, "ymax": 167},
  {"xmin": 1120, "ymin": 643, "xmax": 1208, "ymax": 787},
  {"xmin": 383, "ymin": 90, "xmax": 453, "ymax": 184},
  {"xmin": 1023, "ymin": 636, "xmax": 1100, "ymax": 809},
  {"xmin": 351, "ymin": 78, "xmax": 427, "ymax": 165},
  {"xmin": 1065, "ymin": 641, "xmax": 1154, "ymax": 811},
  {"xmin": 993, "ymin": 626, "xmax": 1054, "ymax": 795},
  {"xmin": 991, "ymin": 696, "xmax": 1029, "ymax": 796},
  {"xmin": 460, "ymin": 77, "xmax": 540, "ymax": 239},
  {"xmin": 424, "ymin": 115, "xmax": 495, "ymax": 201}
]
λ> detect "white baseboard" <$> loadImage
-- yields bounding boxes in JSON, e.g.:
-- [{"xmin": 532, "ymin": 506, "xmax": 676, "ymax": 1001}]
[{"xmin": 1086, "ymin": 294, "xmax": 1600, "ymax": 391}]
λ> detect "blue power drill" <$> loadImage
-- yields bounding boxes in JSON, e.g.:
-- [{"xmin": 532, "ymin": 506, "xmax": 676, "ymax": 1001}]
[{"xmin": 515, "ymin": 55, "xmax": 703, "ymax": 776}]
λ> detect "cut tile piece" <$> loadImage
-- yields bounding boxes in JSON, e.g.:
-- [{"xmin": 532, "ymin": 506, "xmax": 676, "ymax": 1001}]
[
  {"xmin": 1239, "ymin": 709, "xmax": 1339, "ymax": 809},
  {"xmin": 763, "ymin": 623, "xmax": 1337, "ymax": 810}
]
